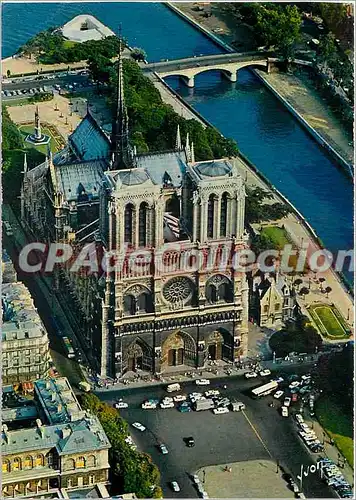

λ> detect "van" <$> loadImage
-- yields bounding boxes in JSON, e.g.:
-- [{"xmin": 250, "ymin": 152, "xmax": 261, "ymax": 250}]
[
  {"xmin": 166, "ymin": 383, "xmax": 181, "ymax": 393},
  {"xmin": 231, "ymin": 401, "xmax": 245, "ymax": 412}
]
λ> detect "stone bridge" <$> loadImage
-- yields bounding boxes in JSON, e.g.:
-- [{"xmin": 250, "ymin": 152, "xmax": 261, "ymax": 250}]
[{"xmin": 143, "ymin": 51, "xmax": 275, "ymax": 87}]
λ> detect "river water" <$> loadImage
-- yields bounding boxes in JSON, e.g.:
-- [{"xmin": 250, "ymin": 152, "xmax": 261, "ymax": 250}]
[{"xmin": 2, "ymin": 2, "xmax": 353, "ymax": 282}]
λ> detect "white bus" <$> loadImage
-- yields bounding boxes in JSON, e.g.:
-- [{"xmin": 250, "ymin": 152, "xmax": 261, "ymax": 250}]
[{"xmin": 251, "ymin": 380, "xmax": 278, "ymax": 398}]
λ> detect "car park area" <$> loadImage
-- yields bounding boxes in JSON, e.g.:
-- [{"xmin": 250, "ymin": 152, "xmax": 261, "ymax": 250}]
[{"xmin": 98, "ymin": 369, "xmax": 339, "ymax": 498}]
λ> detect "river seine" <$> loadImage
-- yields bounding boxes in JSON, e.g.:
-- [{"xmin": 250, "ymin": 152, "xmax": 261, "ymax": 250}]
[{"xmin": 2, "ymin": 2, "xmax": 353, "ymax": 283}]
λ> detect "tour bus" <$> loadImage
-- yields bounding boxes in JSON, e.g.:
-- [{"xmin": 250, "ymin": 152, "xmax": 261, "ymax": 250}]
[
  {"xmin": 166, "ymin": 383, "xmax": 181, "ymax": 393},
  {"xmin": 63, "ymin": 336, "xmax": 75, "ymax": 358},
  {"xmin": 251, "ymin": 380, "xmax": 278, "ymax": 398}
]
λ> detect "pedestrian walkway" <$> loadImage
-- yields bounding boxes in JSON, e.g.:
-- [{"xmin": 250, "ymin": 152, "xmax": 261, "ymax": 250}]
[{"xmin": 197, "ymin": 460, "xmax": 294, "ymax": 498}]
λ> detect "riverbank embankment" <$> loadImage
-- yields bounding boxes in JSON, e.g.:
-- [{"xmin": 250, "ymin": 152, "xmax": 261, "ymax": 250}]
[{"xmin": 166, "ymin": 2, "xmax": 353, "ymax": 177}]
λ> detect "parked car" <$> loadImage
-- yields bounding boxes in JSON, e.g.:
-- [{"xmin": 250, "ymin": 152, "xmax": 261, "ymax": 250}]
[
  {"xmin": 196, "ymin": 379, "xmax": 210, "ymax": 386},
  {"xmin": 178, "ymin": 404, "xmax": 191, "ymax": 413},
  {"xmin": 284, "ymin": 397, "xmax": 291, "ymax": 407},
  {"xmin": 260, "ymin": 369, "xmax": 271, "ymax": 377},
  {"xmin": 132, "ymin": 422, "xmax": 146, "ymax": 432},
  {"xmin": 292, "ymin": 393, "xmax": 298, "ymax": 402},
  {"xmin": 245, "ymin": 372, "xmax": 258, "ymax": 379},
  {"xmin": 160, "ymin": 401, "xmax": 175, "ymax": 409},
  {"xmin": 205, "ymin": 389, "xmax": 220, "ymax": 397},
  {"xmin": 142, "ymin": 401, "xmax": 157, "ymax": 409},
  {"xmin": 289, "ymin": 381, "xmax": 301, "ymax": 389},
  {"xmin": 186, "ymin": 436, "xmax": 195, "ymax": 447},
  {"xmin": 171, "ymin": 481, "xmax": 180, "ymax": 492},
  {"xmin": 213, "ymin": 407, "xmax": 229, "ymax": 415},
  {"xmin": 274, "ymin": 390, "xmax": 284, "ymax": 399},
  {"xmin": 173, "ymin": 394, "xmax": 187, "ymax": 402},
  {"xmin": 159, "ymin": 444, "xmax": 168, "ymax": 454},
  {"xmin": 281, "ymin": 406, "xmax": 289, "ymax": 417},
  {"xmin": 115, "ymin": 402, "xmax": 128, "ymax": 409}
]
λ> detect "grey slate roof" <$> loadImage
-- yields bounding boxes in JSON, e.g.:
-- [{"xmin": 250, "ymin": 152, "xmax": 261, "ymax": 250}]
[
  {"xmin": 118, "ymin": 169, "xmax": 150, "ymax": 186},
  {"xmin": 136, "ymin": 151, "xmax": 187, "ymax": 187},
  {"xmin": 195, "ymin": 160, "xmax": 232, "ymax": 178},
  {"xmin": 69, "ymin": 114, "xmax": 111, "ymax": 161},
  {"xmin": 55, "ymin": 160, "xmax": 107, "ymax": 202}
]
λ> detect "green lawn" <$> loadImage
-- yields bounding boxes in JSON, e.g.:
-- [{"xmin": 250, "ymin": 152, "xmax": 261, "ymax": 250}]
[
  {"xmin": 309, "ymin": 304, "xmax": 350, "ymax": 339},
  {"xmin": 19, "ymin": 124, "xmax": 60, "ymax": 154},
  {"xmin": 260, "ymin": 226, "xmax": 291, "ymax": 249},
  {"xmin": 315, "ymin": 396, "xmax": 354, "ymax": 467}
]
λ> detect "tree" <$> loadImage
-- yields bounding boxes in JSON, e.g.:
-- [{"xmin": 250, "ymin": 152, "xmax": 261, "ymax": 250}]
[
  {"xmin": 324, "ymin": 286, "xmax": 332, "ymax": 298},
  {"xmin": 131, "ymin": 47, "xmax": 147, "ymax": 62},
  {"xmin": 80, "ymin": 393, "xmax": 162, "ymax": 498},
  {"xmin": 293, "ymin": 278, "xmax": 303, "ymax": 290},
  {"xmin": 255, "ymin": 4, "xmax": 302, "ymax": 60},
  {"xmin": 317, "ymin": 33, "xmax": 337, "ymax": 67},
  {"xmin": 299, "ymin": 286, "xmax": 309, "ymax": 300},
  {"xmin": 88, "ymin": 54, "xmax": 113, "ymax": 84},
  {"xmin": 245, "ymin": 187, "xmax": 291, "ymax": 224}
]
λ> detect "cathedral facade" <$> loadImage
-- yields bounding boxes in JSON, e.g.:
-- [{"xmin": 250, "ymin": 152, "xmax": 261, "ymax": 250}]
[{"xmin": 22, "ymin": 42, "xmax": 249, "ymax": 378}]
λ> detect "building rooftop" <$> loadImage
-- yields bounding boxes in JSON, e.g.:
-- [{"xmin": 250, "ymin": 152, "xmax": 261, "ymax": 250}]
[
  {"xmin": 2, "ymin": 250, "xmax": 17, "ymax": 283},
  {"xmin": 55, "ymin": 159, "xmax": 107, "ymax": 203},
  {"xmin": 34, "ymin": 378, "xmax": 84, "ymax": 425},
  {"xmin": 61, "ymin": 15, "xmax": 115, "ymax": 43},
  {"xmin": 69, "ymin": 113, "xmax": 111, "ymax": 162}
]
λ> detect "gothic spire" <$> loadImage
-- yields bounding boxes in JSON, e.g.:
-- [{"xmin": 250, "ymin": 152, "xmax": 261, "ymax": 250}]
[
  {"xmin": 185, "ymin": 132, "xmax": 191, "ymax": 161},
  {"xmin": 22, "ymin": 152, "xmax": 28, "ymax": 174},
  {"xmin": 111, "ymin": 27, "xmax": 133, "ymax": 170},
  {"xmin": 191, "ymin": 141, "xmax": 195, "ymax": 163},
  {"xmin": 175, "ymin": 124, "xmax": 182, "ymax": 150}
]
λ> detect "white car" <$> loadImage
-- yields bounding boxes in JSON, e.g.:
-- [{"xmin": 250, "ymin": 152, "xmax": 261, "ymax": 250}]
[
  {"xmin": 284, "ymin": 397, "xmax": 291, "ymax": 407},
  {"xmin": 160, "ymin": 401, "xmax": 175, "ymax": 409},
  {"xmin": 213, "ymin": 407, "xmax": 229, "ymax": 415},
  {"xmin": 173, "ymin": 394, "xmax": 187, "ymax": 402},
  {"xmin": 281, "ymin": 406, "xmax": 289, "ymax": 417},
  {"xmin": 205, "ymin": 390, "xmax": 220, "ymax": 397},
  {"xmin": 171, "ymin": 481, "xmax": 180, "ymax": 492},
  {"xmin": 132, "ymin": 422, "xmax": 146, "ymax": 432},
  {"xmin": 196, "ymin": 379, "xmax": 210, "ymax": 386},
  {"xmin": 142, "ymin": 401, "xmax": 157, "ymax": 409},
  {"xmin": 289, "ymin": 381, "xmax": 301, "ymax": 389},
  {"xmin": 162, "ymin": 396, "xmax": 174, "ymax": 403},
  {"xmin": 115, "ymin": 402, "xmax": 128, "ymax": 409},
  {"xmin": 274, "ymin": 390, "xmax": 284, "ymax": 399},
  {"xmin": 189, "ymin": 392, "xmax": 203, "ymax": 400},
  {"xmin": 259, "ymin": 369, "xmax": 271, "ymax": 377},
  {"xmin": 159, "ymin": 443, "xmax": 168, "ymax": 454},
  {"xmin": 245, "ymin": 372, "xmax": 258, "ymax": 379}
]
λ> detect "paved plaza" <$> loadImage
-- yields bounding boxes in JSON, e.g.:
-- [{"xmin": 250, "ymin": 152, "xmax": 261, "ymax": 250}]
[{"xmin": 197, "ymin": 460, "xmax": 294, "ymax": 498}]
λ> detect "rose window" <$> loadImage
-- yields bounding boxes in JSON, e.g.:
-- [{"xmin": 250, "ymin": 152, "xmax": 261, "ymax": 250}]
[{"xmin": 162, "ymin": 277, "xmax": 193, "ymax": 304}]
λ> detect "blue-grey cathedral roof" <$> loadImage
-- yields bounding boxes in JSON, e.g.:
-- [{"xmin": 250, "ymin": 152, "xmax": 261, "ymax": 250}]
[
  {"xmin": 68, "ymin": 113, "xmax": 111, "ymax": 161},
  {"xmin": 196, "ymin": 160, "xmax": 232, "ymax": 178},
  {"xmin": 118, "ymin": 169, "xmax": 150, "ymax": 186},
  {"xmin": 136, "ymin": 151, "xmax": 187, "ymax": 187},
  {"xmin": 55, "ymin": 159, "xmax": 107, "ymax": 202}
]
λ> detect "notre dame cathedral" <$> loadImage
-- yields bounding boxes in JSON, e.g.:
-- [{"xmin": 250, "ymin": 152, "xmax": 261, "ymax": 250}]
[{"xmin": 21, "ymin": 41, "xmax": 250, "ymax": 378}]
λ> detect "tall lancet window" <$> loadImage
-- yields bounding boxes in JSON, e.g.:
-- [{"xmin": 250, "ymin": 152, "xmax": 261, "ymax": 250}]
[
  {"xmin": 139, "ymin": 202, "xmax": 148, "ymax": 247},
  {"xmin": 220, "ymin": 192, "xmax": 228, "ymax": 237},
  {"xmin": 124, "ymin": 204, "xmax": 134, "ymax": 244},
  {"xmin": 207, "ymin": 194, "xmax": 215, "ymax": 238}
]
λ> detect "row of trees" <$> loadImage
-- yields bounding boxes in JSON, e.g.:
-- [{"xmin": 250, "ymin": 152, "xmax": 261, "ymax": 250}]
[
  {"xmin": 89, "ymin": 55, "xmax": 239, "ymax": 159},
  {"xmin": 80, "ymin": 393, "xmax": 162, "ymax": 498},
  {"xmin": 229, "ymin": 3, "xmax": 302, "ymax": 60},
  {"xmin": 245, "ymin": 186, "xmax": 291, "ymax": 225},
  {"xmin": 17, "ymin": 28, "xmax": 123, "ymax": 64}
]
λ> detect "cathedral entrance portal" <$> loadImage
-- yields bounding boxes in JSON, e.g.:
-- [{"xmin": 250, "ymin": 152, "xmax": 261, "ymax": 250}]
[
  {"xmin": 161, "ymin": 331, "xmax": 196, "ymax": 371},
  {"xmin": 124, "ymin": 340, "xmax": 152, "ymax": 373},
  {"xmin": 206, "ymin": 331, "xmax": 224, "ymax": 361}
]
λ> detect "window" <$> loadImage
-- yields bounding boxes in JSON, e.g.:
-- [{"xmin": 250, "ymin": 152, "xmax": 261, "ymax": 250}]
[
  {"xmin": 35, "ymin": 454, "xmax": 44, "ymax": 467},
  {"xmin": 275, "ymin": 304, "xmax": 280, "ymax": 311},
  {"xmin": 76, "ymin": 456, "xmax": 85, "ymax": 468},
  {"xmin": 124, "ymin": 204, "xmax": 134, "ymax": 244},
  {"xmin": 220, "ymin": 193, "xmax": 228, "ymax": 237},
  {"xmin": 207, "ymin": 194, "xmax": 215, "ymax": 238},
  {"xmin": 2, "ymin": 460, "xmax": 10, "ymax": 473},
  {"xmin": 139, "ymin": 202, "xmax": 148, "ymax": 247},
  {"xmin": 65, "ymin": 459, "xmax": 75, "ymax": 471},
  {"xmin": 87, "ymin": 455, "xmax": 96, "ymax": 468},
  {"xmin": 13, "ymin": 458, "xmax": 21, "ymax": 471},
  {"xmin": 263, "ymin": 305, "xmax": 268, "ymax": 313},
  {"xmin": 24, "ymin": 456, "xmax": 33, "ymax": 469},
  {"xmin": 89, "ymin": 474, "xmax": 95, "ymax": 485}
]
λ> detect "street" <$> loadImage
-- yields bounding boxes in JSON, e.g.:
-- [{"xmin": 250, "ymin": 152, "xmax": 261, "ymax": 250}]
[{"xmin": 97, "ymin": 373, "xmax": 336, "ymax": 499}]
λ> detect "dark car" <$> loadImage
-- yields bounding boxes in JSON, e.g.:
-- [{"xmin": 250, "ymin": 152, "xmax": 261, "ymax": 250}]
[{"xmin": 186, "ymin": 436, "xmax": 195, "ymax": 447}]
